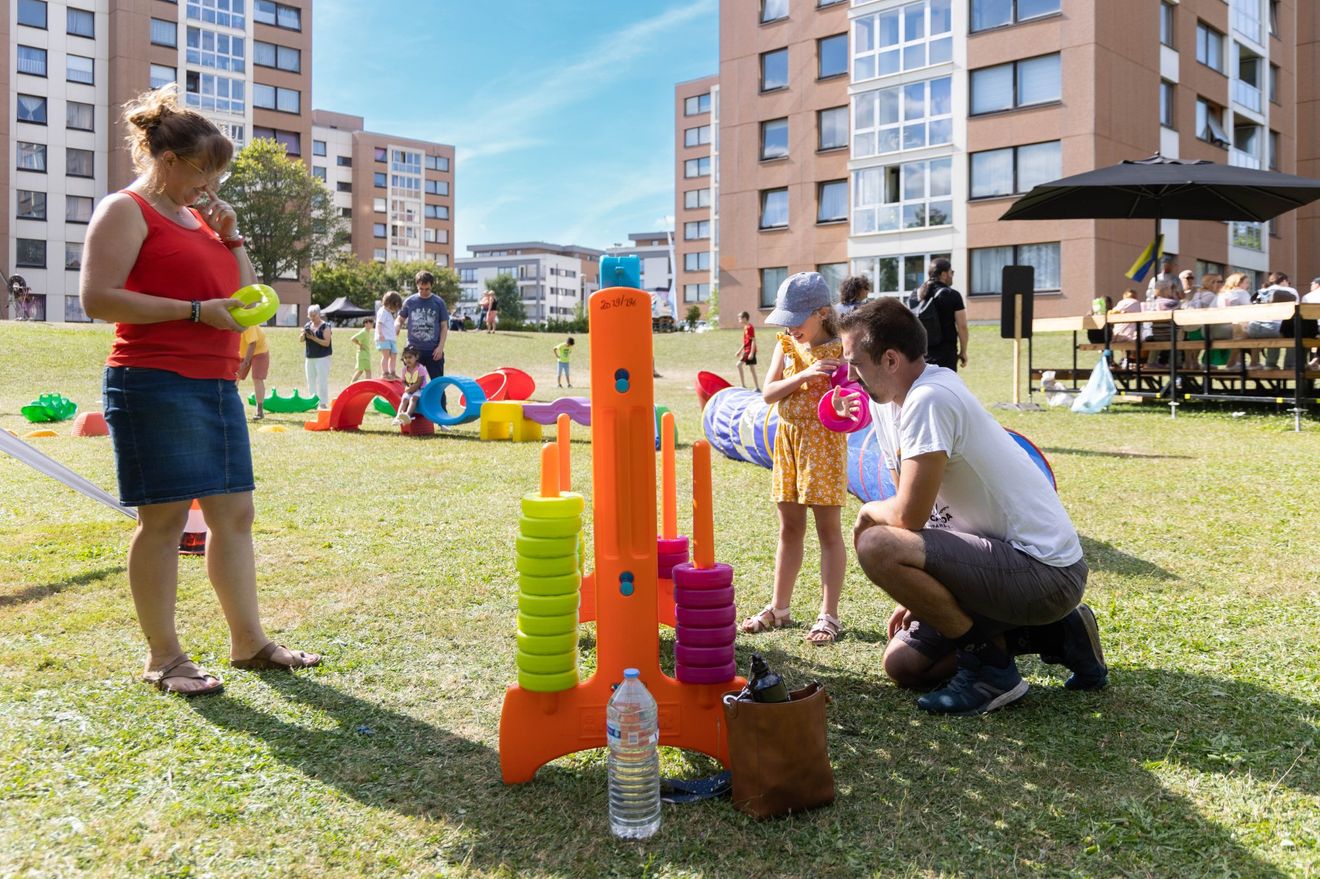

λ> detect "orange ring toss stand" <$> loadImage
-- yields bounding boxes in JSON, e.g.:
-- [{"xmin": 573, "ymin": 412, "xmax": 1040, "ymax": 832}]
[{"xmin": 499, "ymin": 286, "xmax": 744, "ymax": 784}]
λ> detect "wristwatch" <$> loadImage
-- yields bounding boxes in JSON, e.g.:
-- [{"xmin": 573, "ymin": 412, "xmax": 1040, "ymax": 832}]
[
  {"xmin": 190, "ymin": 300, "xmax": 202, "ymax": 322},
  {"xmin": 222, "ymin": 235, "xmax": 245, "ymax": 250}
]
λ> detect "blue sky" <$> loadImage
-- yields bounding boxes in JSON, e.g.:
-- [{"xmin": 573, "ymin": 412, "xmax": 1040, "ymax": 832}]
[{"xmin": 313, "ymin": 0, "xmax": 719, "ymax": 258}]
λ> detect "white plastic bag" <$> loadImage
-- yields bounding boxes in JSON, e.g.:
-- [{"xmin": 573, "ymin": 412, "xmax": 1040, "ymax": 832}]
[
  {"xmin": 1040, "ymin": 370, "xmax": 1072, "ymax": 408},
  {"xmin": 1071, "ymin": 355, "xmax": 1116, "ymax": 414}
]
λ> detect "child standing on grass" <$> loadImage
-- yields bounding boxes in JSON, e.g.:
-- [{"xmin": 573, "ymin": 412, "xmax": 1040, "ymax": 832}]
[
  {"xmin": 740, "ymin": 272, "xmax": 849, "ymax": 645},
  {"xmin": 376, "ymin": 290, "xmax": 403, "ymax": 380},
  {"xmin": 391, "ymin": 345, "xmax": 429, "ymax": 425},
  {"xmin": 735, "ymin": 311, "xmax": 759, "ymax": 390},
  {"xmin": 350, "ymin": 316, "xmax": 374, "ymax": 383},
  {"xmin": 554, "ymin": 337, "xmax": 575, "ymax": 388}
]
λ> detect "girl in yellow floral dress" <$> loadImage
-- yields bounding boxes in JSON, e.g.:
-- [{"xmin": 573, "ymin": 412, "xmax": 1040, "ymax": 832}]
[{"xmin": 740, "ymin": 273, "xmax": 849, "ymax": 644}]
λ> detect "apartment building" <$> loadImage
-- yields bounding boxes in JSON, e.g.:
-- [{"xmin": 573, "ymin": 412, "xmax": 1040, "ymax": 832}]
[
  {"xmin": 311, "ymin": 109, "xmax": 454, "ymax": 269},
  {"xmin": 4, "ymin": 0, "xmax": 313, "ymax": 322},
  {"xmin": 673, "ymin": 74, "xmax": 718, "ymax": 316},
  {"xmin": 456, "ymin": 241, "xmax": 603, "ymax": 324},
  {"xmin": 701, "ymin": 0, "xmax": 1312, "ymax": 326}
]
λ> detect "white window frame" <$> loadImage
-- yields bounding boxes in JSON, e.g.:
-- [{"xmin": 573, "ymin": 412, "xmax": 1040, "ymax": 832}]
[
  {"xmin": 853, "ymin": 75, "xmax": 951, "ymax": 159},
  {"xmin": 852, "ymin": 157, "xmax": 953, "ymax": 235},
  {"xmin": 853, "ymin": 0, "xmax": 953, "ymax": 83}
]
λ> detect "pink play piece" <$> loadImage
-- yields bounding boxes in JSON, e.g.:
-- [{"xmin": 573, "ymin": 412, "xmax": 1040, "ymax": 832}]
[
  {"xmin": 675, "ymin": 624, "xmax": 738, "ymax": 648},
  {"xmin": 674, "ymin": 605, "xmax": 736, "ymax": 627},
  {"xmin": 675, "ymin": 661, "xmax": 737, "ymax": 684},
  {"xmin": 671, "ymin": 562, "xmax": 734, "ymax": 590},
  {"xmin": 71, "ymin": 411, "xmax": 109, "ymax": 437},
  {"xmin": 675, "ymin": 643, "xmax": 736, "ymax": 667},
  {"xmin": 656, "ymin": 536, "xmax": 689, "ymax": 556},
  {"xmin": 673, "ymin": 584, "xmax": 734, "ymax": 609}
]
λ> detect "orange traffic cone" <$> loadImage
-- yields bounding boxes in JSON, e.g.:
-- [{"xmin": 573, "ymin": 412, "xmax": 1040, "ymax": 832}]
[{"xmin": 179, "ymin": 499, "xmax": 207, "ymax": 556}]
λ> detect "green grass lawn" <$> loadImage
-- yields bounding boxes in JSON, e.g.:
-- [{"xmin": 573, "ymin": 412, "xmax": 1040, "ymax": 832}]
[{"xmin": 1, "ymin": 320, "xmax": 1316, "ymax": 879}]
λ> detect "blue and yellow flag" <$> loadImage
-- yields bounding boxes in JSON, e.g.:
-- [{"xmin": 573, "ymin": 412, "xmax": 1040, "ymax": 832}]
[{"xmin": 1125, "ymin": 235, "xmax": 1164, "ymax": 282}]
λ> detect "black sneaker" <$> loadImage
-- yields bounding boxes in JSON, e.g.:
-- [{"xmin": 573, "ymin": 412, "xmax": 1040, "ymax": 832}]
[
  {"xmin": 1059, "ymin": 604, "xmax": 1108, "ymax": 691},
  {"xmin": 916, "ymin": 653, "xmax": 1028, "ymax": 716}
]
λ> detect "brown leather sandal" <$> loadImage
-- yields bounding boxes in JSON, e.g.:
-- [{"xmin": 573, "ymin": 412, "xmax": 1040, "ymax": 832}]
[
  {"xmin": 142, "ymin": 656, "xmax": 224, "ymax": 697},
  {"xmin": 231, "ymin": 641, "xmax": 322, "ymax": 670},
  {"xmin": 740, "ymin": 604, "xmax": 793, "ymax": 634}
]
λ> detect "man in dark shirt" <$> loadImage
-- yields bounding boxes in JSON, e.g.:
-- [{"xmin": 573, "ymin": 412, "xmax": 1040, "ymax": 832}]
[
  {"xmin": 396, "ymin": 271, "xmax": 450, "ymax": 414},
  {"xmin": 911, "ymin": 258, "xmax": 967, "ymax": 371}
]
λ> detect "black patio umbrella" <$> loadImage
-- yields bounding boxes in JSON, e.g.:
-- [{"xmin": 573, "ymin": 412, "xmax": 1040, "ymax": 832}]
[{"xmin": 1000, "ymin": 154, "xmax": 1320, "ymax": 235}]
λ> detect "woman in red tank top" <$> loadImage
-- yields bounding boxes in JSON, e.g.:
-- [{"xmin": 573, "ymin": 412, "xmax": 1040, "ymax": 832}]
[{"xmin": 79, "ymin": 86, "xmax": 320, "ymax": 696}]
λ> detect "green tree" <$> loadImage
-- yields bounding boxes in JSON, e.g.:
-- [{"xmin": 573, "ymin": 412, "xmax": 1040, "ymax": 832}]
[
  {"xmin": 309, "ymin": 255, "xmax": 385, "ymax": 308},
  {"xmin": 706, "ymin": 285, "xmax": 720, "ymax": 326},
  {"xmin": 685, "ymin": 304, "xmax": 702, "ymax": 329},
  {"xmin": 486, "ymin": 273, "xmax": 525, "ymax": 323},
  {"xmin": 381, "ymin": 261, "xmax": 462, "ymax": 311},
  {"xmin": 220, "ymin": 138, "xmax": 347, "ymax": 285}
]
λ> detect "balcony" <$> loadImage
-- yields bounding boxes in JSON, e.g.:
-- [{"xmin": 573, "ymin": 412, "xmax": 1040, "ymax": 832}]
[
  {"xmin": 1230, "ymin": 221, "xmax": 1263, "ymax": 251},
  {"xmin": 1230, "ymin": 148, "xmax": 1261, "ymax": 169},
  {"xmin": 1233, "ymin": 80, "xmax": 1262, "ymax": 114}
]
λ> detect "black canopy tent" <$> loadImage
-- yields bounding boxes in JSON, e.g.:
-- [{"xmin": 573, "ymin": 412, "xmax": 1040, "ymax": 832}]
[{"xmin": 320, "ymin": 296, "xmax": 375, "ymax": 324}]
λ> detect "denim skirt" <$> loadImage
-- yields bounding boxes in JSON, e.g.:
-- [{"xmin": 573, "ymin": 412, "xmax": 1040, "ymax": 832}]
[{"xmin": 103, "ymin": 366, "xmax": 254, "ymax": 507}]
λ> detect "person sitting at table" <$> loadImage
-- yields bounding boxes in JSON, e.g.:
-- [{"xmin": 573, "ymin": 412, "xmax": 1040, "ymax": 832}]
[
  {"xmin": 1178, "ymin": 273, "xmax": 1220, "ymax": 368},
  {"xmin": 1108, "ymin": 289, "xmax": 1143, "ymax": 367},
  {"xmin": 1141, "ymin": 278, "xmax": 1180, "ymax": 366},
  {"xmin": 1215, "ymin": 273, "xmax": 1254, "ymax": 369}
]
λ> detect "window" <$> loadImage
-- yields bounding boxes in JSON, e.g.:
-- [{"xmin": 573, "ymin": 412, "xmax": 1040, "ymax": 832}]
[
  {"xmin": 253, "ymin": 84, "xmax": 299, "ymax": 113},
  {"xmin": 337, "ymin": 181, "xmax": 352, "ymax": 192},
  {"xmin": 761, "ymin": 0, "xmax": 788, "ymax": 23},
  {"xmin": 817, "ymin": 263, "xmax": 847, "ymax": 298},
  {"xmin": 373, "ymin": 197, "xmax": 387, "ymax": 212},
  {"xmin": 424, "ymin": 204, "xmax": 449, "ymax": 220},
  {"xmin": 425, "ymin": 179, "xmax": 449, "ymax": 196},
  {"xmin": 18, "ymin": 0, "xmax": 47, "ymax": 29},
  {"xmin": 67, "ymin": 148, "xmax": 94, "ymax": 178},
  {"xmin": 1196, "ymin": 22, "xmax": 1224, "ymax": 72},
  {"xmin": 66, "ymin": 242, "xmax": 84, "ymax": 273},
  {"xmin": 150, "ymin": 64, "xmax": 177, "ymax": 89},
  {"xmin": 818, "ymin": 106, "xmax": 848, "ymax": 151},
  {"xmin": 684, "ymin": 156, "xmax": 711, "ymax": 178},
  {"xmin": 684, "ymin": 188, "xmax": 711, "ymax": 210},
  {"xmin": 760, "ymin": 267, "xmax": 788, "ymax": 308},
  {"xmin": 17, "ymin": 190, "xmax": 47, "ymax": 220},
  {"xmin": 684, "ymin": 220, "xmax": 711, "ymax": 240},
  {"xmin": 970, "ymin": 141, "xmax": 1061, "ymax": 198},
  {"xmin": 256, "ymin": 127, "xmax": 301, "ymax": 157},
  {"xmin": 970, "ymin": 243, "xmax": 1061, "ymax": 295},
  {"xmin": 67, "ymin": 195, "xmax": 94, "ymax": 223},
  {"xmin": 67, "ymin": 55, "xmax": 94, "ymax": 85},
  {"xmin": 818, "ymin": 180, "xmax": 847, "ymax": 223},
  {"xmin": 761, "ymin": 48, "xmax": 788, "ymax": 91},
  {"xmin": 17, "ymin": 46, "xmax": 47, "ymax": 77},
  {"xmin": 685, "ymin": 93, "xmax": 711, "ymax": 115},
  {"xmin": 18, "ymin": 143, "xmax": 47, "ymax": 172},
  {"xmin": 373, "ymin": 223, "xmax": 387, "ymax": 238},
  {"xmin": 151, "ymin": 18, "xmax": 177, "ymax": 47},
  {"xmin": 18, "ymin": 95, "xmax": 48, "ymax": 124},
  {"xmin": 66, "ymin": 101, "xmax": 94, "ymax": 131},
  {"xmin": 425, "ymin": 154, "xmax": 449, "ymax": 171},
  {"xmin": 330, "ymin": 156, "xmax": 349, "ymax": 169},
  {"xmin": 254, "ymin": 40, "xmax": 300, "ymax": 72},
  {"xmin": 312, "ymin": 140, "xmax": 326, "ymax": 157},
  {"xmin": 852, "ymin": 157, "xmax": 952, "ymax": 234},
  {"xmin": 684, "ymin": 283, "xmax": 711, "ymax": 303},
  {"xmin": 818, "ymin": 33, "xmax": 848, "ymax": 79},
  {"xmin": 970, "ymin": 54, "xmax": 1060, "ymax": 114},
  {"xmin": 853, "ymin": 75, "xmax": 951, "ymax": 157},
  {"xmin": 311, "ymin": 166, "xmax": 326, "ymax": 181},
  {"xmin": 1269, "ymin": 63, "xmax": 1279, "ymax": 103},
  {"xmin": 761, "ymin": 118, "xmax": 788, "ymax": 160},
  {"xmin": 255, "ymin": 0, "xmax": 301, "ymax": 30},
  {"xmin": 17, "ymin": 239, "xmax": 46, "ymax": 268},
  {"xmin": 1196, "ymin": 97, "xmax": 1229, "ymax": 146},
  {"xmin": 187, "ymin": 0, "xmax": 246, "ymax": 30},
  {"xmin": 760, "ymin": 188, "xmax": 788, "ymax": 229},
  {"xmin": 684, "ymin": 251, "xmax": 710, "ymax": 272},
  {"xmin": 187, "ymin": 27, "xmax": 246, "ymax": 73},
  {"xmin": 685, "ymin": 125, "xmax": 712, "ymax": 147},
  {"xmin": 340, "ymin": 207, "xmax": 353, "ymax": 219},
  {"xmin": 1269, "ymin": 0, "xmax": 1279, "ymax": 37},
  {"xmin": 67, "ymin": 7, "xmax": 94, "ymax": 37},
  {"xmin": 1160, "ymin": 2, "xmax": 1176, "ymax": 47},
  {"xmin": 854, "ymin": 0, "xmax": 953, "ymax": 81},
  {"xmin": 1160, "ymin": 80, "xmax": 1176, "ymax": 128},
  {"xmin": 373, "ymin": 172, "xmax": 387, "ymax": 187},
  {"xmin": 1268, "ymin": 130, "xmax": 1279, "ymax": 171},
  {"xmin": 185, "ymin": 71, "xmax": 245, "ymax": 114},
  {"xmin": 971, "ymin": 0, "xmax": 1059, "ymax": 32}
]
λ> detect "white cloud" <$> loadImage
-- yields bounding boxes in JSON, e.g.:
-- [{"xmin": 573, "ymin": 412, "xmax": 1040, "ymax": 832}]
[{"xmin": 654, "ymin": 215, "xmax": 675, "ymax": 230}]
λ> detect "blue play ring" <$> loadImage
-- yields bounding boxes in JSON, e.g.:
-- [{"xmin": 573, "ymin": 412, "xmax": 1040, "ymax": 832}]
[{"xmin": 416, "ymin": 375, "xmax": 488, "ymax": 426}]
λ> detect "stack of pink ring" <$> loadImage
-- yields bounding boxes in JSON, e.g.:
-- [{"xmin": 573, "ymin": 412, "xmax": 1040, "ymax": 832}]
[
  {"xmin": 817, "ymin": 369, "xmax": 872, "ymax": 433},
  {"xmin": 671, "ymin": 561, "xmax": 737, "ymax": 683},
  {"xmin": 656, "ymin": 535, "xmax": 690, "ymax": 580}
]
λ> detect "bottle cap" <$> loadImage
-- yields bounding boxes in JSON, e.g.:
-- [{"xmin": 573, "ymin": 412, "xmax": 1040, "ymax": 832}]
[{"xmin": 623, "ymin": 668, "xmax": 640, "ymax": 679}]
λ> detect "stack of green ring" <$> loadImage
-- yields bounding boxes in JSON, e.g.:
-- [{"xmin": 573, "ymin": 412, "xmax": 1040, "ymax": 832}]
[{"xmin": 515, "ymin": 491, "xmax": 585, "ymax": 692}]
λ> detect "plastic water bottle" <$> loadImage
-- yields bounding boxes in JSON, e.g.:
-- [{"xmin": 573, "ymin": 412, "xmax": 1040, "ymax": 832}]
[{"xmin": 606, "ymin": 668, "xmax": 661, "ymax": 839}]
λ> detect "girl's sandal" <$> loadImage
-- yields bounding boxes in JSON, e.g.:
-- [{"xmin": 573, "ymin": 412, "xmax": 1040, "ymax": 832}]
[
  {"xmin": 142, "ymin": 656, "xmax": 224, "ymax": 697},
  {"xmin": 740, "ymin": 605, "xmax": 792, "ymax": 634},
  {"xmin": 806, "ymin": 613, "xmax": 843, "ymax": 645},
  {"xmin": 231, "ymin": 642, "xmax": 322, "ymax": 671}
]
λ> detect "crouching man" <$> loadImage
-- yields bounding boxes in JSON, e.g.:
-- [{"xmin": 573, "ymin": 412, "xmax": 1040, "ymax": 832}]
[{"xmin": 838, "ymin": 299, "xmax": 1107, "ymax": 716}]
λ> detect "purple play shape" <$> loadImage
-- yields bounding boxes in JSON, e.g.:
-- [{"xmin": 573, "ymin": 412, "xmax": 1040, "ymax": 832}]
[
  {"xmin": 675, "ymin": 605, "xmax": 737, "ymax": 627},
  {"xmin": 675, "ymin": 643, "xmax": 736, "ymax": 667},
  {"xmin": 674, "ymin": 584, "xmax": 735, "ymax": 609},
  {"xmin": 521, "ymin": 396, "xmax": 592, "ymax": 426},
  {"xmin": 675, "ymin": 623, "xmax": 738, "ymax": 648}
]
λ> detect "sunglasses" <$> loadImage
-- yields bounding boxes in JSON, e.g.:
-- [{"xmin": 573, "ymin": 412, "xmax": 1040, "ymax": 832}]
[{"xmin": 178, "ymin": 154, "xmax": 232, "ymax": 189}]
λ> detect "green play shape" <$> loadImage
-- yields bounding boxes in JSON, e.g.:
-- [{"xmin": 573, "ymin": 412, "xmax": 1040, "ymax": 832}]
[
  {"xmin": 248, "ymin": 389, "xmax": 319, "ymax": 412},
  {"xmin": 21, "ymin": 393, "xmax": 78, "ymax": 423}
]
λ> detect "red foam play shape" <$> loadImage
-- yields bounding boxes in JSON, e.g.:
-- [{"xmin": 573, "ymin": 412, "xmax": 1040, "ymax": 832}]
[
  {"xmin": 695, "ymin": 371, "xmax": 733, "ymax": 409},
  {"xmin": 497, "ymin": 367, "xmax": 536, "ymax": 401}
]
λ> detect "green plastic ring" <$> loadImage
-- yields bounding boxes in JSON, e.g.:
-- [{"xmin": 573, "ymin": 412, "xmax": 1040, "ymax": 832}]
[
  {"xmin": 516, "ymin": 534, "xmax": 578, "ymax": 559},
  {"xmin": 517, "ymin": 613, "xmax": 578, "ymax": 638},
  {"xmin": 520, "ymin": 492, "xmax": 585, "ymax": 520},
  {"xmin": 515, "ymin": 554, "xmax": 579, "ymax": 577},
  {"xmin": 518, "ymin": 668, "xmax": 579, "ymax": 693},
  {"xmin": 518, "ymin": 515, "xmax": 581, "ymax": 539},
  {"xmin": 518, "ymin": 572, "xmax": 581, "ymax": 597},
  {"xmin": 229, "ymin": 284, "xmax": 280, "ymax": 327},
  {"xmin": 516, "ymin": 650, "xmax": 577, "ymax": 675},
  {"xmin": 517, "ymin": 627, "xmax": 578, "ymax": 652},
  {"xmin": 519, "ymin": 592, "xmax": 579, "ymax": 617}
]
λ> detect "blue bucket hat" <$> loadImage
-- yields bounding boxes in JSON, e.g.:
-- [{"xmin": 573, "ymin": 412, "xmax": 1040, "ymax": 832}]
[{"xmin": 765, "ymin": 272, "xmax": 831, "ymax": 327}]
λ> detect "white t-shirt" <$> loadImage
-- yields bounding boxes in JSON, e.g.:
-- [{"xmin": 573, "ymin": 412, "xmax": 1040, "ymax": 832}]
[
  {"xmin": 868, "ymin": 365, "xmax": 1083, "ymax": 567},
  {"xmin": 376, "ymin": 306, "xmax": 398, "ymax": 341},
  {"xmin": 1302, "ymin": 289, "xmax": 1320, "ymax": 304},
  {"xmin": 1217, "ymin": 288, "xmax": 1252, "ymax": 308}
]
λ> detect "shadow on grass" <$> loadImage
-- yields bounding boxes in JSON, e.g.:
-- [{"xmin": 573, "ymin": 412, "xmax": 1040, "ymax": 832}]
[
  {"xmin": 1080, "ymin": 534, "xmax": 1176, "ymax": 581},
  {"xmin": 191, "ymin": 658, "xmax": 1310, "ymax": 877},
  {"xmin": 0, "ymin": 564, "xmax": 124, "ymax": 608},
  {"xmin": 1043, "ymin": 447, "xmax": 1195, "ymax": 460}
]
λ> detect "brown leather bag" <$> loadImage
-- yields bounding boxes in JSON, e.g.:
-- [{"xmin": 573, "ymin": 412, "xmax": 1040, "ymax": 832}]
[{"xmin": 722, "ymin": 682, "xmax": 834, "ymax": 818}]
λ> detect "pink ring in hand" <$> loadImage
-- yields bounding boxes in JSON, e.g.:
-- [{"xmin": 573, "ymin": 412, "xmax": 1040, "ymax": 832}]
[{"xmin": 817, "ymin": 384, "xmax": 872, "ymax": 433}]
